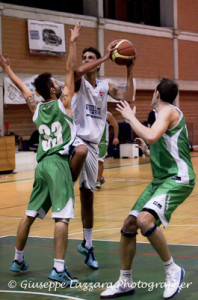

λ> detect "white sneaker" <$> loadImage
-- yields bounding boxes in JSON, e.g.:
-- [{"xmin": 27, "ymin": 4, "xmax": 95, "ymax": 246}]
[
  {"xmin": 163, "ymin": 265, "xmax": 185, "ymax": 299},
  {"xmin": 100, "ymin": 279, "xmax": 135, "ymax": 299}
]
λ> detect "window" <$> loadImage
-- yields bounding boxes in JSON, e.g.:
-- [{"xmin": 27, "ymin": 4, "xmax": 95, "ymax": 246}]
[
  {"xmin": 1, "ymin": 0, "xmax": 84, "ymax": 15},
  {"xmin": 104, "ymin": 0, "xmax": 160, "ymax": 27}
]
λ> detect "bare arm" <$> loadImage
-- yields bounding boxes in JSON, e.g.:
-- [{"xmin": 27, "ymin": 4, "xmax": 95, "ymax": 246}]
[
  {"xmin": 0, "ymin": 54, "xmax": 37, "ymax": 113},
  {"xmin": 60, "ymin": 21, "xmax": 81, "ymax": 112},
  {"xmin": 74, "ymin": 40, "xmax": 118, "ymax": 84},
  {"xmin": 108, "ymin": 62, "xmax": 134, "ymax": 101},
  {"xmin": 107, "ymin": 111, "xmax": 119, "ymax": 145},
  {"xmin": 116, "ymin": 101, "xmax": 174, "ymax": 145}
]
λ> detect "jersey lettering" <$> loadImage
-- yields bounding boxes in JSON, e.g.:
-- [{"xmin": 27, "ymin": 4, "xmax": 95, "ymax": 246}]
[{"xmin": 39, "ymin": 122, "xmax": 63, "ymax": 151}]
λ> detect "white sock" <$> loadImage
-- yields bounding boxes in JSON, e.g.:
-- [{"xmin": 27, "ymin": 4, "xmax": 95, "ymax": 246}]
[
  {"xmin": 84, "ymin": 228, "xmax": 93, "ymax": 249},
  {"xmin": 164, "ymin": 257, "xmax": 177, "ymax": 270},
  {"xmin": 54, "ymin": 259, "xmax": 65, "ymax": 272},
  {"xmin": 14, "ymin": 248, "xmax": 24, "ymax": 263},
  {"xmin": 120, "ymin": 270, "xmax": 132, "ymax": 282}
]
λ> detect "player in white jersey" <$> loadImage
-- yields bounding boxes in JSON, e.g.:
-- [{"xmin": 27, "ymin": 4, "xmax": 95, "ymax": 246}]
[
  {"xmin": 100, "ymin": 78, "xmax": 195, "ymax": 299},
  {"xmin": 70, "ymin": 42, "xmax": 135, "ymax": 269},
  {"xmin": 0, "ymin": 22, "xmax": 83, "ymax": 285}
]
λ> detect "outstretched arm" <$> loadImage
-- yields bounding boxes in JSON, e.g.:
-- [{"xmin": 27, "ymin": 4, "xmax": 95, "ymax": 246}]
[
  {"xmin": 116, "ymin": 100, "xmax": 172, "ymax": 145},
  {"xmin": 108, "ymin": 61, "xmax": 135, "ymax": 101},
  {"xmin": 0, "ymin": 54, "xmax": 37, "ymax": 113},
  {"xmin": 74, "ymin": 40, "xmax": 118, "ymax": 82},
  {"xmin": 60, "ymin": 21, "xmax": 81, "ymax": 110},
  {"xmin": 107, "ymin": 111, "xmax": 119, "ymax": 145}
]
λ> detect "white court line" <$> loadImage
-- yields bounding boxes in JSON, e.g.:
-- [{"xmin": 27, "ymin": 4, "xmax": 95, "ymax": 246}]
[
  {"xmin": 0, "ymin": 290, "xmax": 85, "ymax": 300},
  {"xmin": 0, "ymin": 235, "xmax": 197, "ymax": 247}
]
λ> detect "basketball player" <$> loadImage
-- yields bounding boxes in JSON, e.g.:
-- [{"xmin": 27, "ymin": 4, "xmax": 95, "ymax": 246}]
[
  {"xmin": 69, "ymin": 43, "xmax": 135, "ymax": 269},
  {"xmin": 96, "ymin": 111, "xmax": 119, "ymax": 190},
  {"xmin": 100, "ymin": 78, "xmax": 195, "ymax": 299},
  {"xmin": 0, "ymin": 22, "xmax": 82, "ymax": 285}
]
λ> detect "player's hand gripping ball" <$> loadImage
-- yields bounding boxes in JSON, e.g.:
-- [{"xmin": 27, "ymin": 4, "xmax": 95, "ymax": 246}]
[{"xmin": 110, "ymin": 39, "xmax": 136, "ymax": 65}]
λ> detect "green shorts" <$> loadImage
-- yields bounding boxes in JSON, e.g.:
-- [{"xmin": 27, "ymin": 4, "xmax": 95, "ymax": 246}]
[
  {"xmin": 130, "ymin": 177, "xmax": 195, "ymax": 228},
  {"xmin": 26, "ymin": 154, "xmax": 74, "ymax": 220},
  {"xmin": 98, "ymin": 142, "xmax": 108, "ymax": 162}
]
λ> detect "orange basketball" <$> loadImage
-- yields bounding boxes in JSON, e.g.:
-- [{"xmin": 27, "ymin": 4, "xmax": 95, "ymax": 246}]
[{"xmin": 110, "ymin": 39, "xmax": 136, "ymax": 65}]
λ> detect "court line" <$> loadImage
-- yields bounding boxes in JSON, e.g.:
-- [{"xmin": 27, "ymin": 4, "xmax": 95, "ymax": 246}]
[
  {"xmin": 1, "ymin": 243, "xmax": 198, "ymax": 258},
  {"xmin": 0, "ymin": 234, "xmax": 198, "ymax": 247},
  {"xmin": 0, "ymin": 290, "xmax": 85, "ymax": 300}
]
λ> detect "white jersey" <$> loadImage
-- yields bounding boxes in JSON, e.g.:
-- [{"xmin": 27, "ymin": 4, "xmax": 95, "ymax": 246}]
[{"xmin": 71, "ymin": 76, "xmax": 109, "ymax": 144}]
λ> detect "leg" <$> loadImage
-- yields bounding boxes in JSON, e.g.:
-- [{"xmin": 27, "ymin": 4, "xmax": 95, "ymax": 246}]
[
  {"xmin": 10, "ymin": 215, "xmax": 35, "ymax": 272},
  {"xmin": 100, "ymin": 215, "xmax": 138, "ymax": 298},
  {"xmin": 137, "ymin": 211, "xmax": 171, "ymax": 262},
  {"xmin": 16, "ymin": 215, "xmax": 36, "ymax": 251},
  {"xmin": 70, "ymin": 145, "xmax": 88, "ymax": 182},
  {"xmin": 137, "ymin": 211, "xmax": 185, "ymax": 299},
  {"xmin": 48, "ymin": 219, "xmax": 79, "ymax": 286},
  {"xmin": 77, "ymin": 185, "xmax": 98, "ymax": 269},
  {"xmin": 80, "ymin": 185, "xmax": 94, "ymax": 228},
  {"xmin": 120, "ymin": 215, "xmax": 138, "ymax": 270},
  {"xmin": 54, "ymin": 219, "xmax": 68, "ymax": 259}
]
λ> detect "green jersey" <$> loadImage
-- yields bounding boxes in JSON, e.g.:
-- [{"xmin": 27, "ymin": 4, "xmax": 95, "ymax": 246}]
[
  {"xmin": 100, "ymin": 120, "xmax": 109, "ymax": 146},
  {"xmin": 33, "ymin": 99, "xmax": 76, "ymax": 162},
  {"xmin": 150, "ymin": 105, "xmax": 195, "ymax": 184}
]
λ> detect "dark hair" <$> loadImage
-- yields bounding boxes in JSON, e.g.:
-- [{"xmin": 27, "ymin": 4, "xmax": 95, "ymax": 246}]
[
  {"xmin": 156, "ymin": 78, "xmax": 178, "ymax": 104},
  {"xmin": 33, "ymin": 72, "xmax": 54, "ymax": 100},
  {"xmin": 82, "ymin": 47, "xmax": 101, "ymax": 59}
]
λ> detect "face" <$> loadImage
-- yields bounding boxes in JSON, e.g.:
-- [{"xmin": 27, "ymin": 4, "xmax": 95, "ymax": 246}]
[
  {"xmin": 82, "ymin": 51, "xmax": 99, "ymax": 72},
  {"xmin": 51, "ymin": 78, "xmax": 62, "ymax": 98}
]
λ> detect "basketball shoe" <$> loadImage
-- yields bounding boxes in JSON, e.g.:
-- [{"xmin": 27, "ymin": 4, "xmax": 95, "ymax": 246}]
[
  {"xmin": 163, "ymin": 265, "xmax": 185, "ymax": 299},
  {"xmin": 77, "ymin": 240, "xmax": 99, "ymax": 269}
]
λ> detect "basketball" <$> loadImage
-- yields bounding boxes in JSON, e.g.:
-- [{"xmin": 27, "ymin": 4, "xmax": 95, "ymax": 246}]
[{"xmin": 110, "ymin": 39, "xmax": 136, "ymax": 65}]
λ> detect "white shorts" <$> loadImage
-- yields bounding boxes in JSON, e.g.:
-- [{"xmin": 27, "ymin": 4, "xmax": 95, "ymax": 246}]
[{"xmin": 72, "ymin": 137, "xmax": 99, "ymax": 192}]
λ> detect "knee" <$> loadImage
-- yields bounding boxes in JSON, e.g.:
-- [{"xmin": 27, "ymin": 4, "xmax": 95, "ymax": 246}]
[
  {"xmin": 74, "ymin": 145, "xmax": 88, "ymax": 160},
  {"xmin": 121, "ymin": 215, "xmax": 138, "ymax": 237},
  {"xmin": 137, "ymin": 212, "xmax": 157, "ymax": 237}
]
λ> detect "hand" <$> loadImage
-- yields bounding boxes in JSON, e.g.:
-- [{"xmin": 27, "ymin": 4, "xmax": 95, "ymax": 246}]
[
  {"xmin": 70, "ymin": 21, "xmax": 81, "ymax": 42},
  {"xmin": 105, "ymin": 40, "xmax": 118, "ymax": 59},
  {"xmin": 0, "ymin": 54, "xmax": 10, "ymax": 70},
  {"xmin": 112, "ymin": 137, "xmax": 119, "ymax": 146},
  {"xmin": 116, "ymin": 100, "xmax": 136, "ymax": 121},
  {"xmin": 134, "ymin": 137, "xmax": 149, "ymax": 155}
]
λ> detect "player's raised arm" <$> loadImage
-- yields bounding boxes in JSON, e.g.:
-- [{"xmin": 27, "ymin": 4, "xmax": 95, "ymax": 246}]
[
  {"xmin": 60, "ymin": 21, "xmax": 81, "ymax": 110},
  {"xmin": 108, "ymin": 62, "xmax": 134, "ymax": 101},
  {"xmin": 0, "ymin": 53, "xmax": 37, "ymax": 113},
  {"xmin": 74, "ymin": 40, "xmax": 118, "ymax": 81}
]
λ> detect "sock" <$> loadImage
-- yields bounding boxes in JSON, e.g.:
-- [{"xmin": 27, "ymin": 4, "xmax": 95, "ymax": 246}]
[
  {"xmin": 164, "ymin": 257, "xmax": 177, "ymax": 271},
  {"xmin": 84, "ymin": 228, "xmax": 93, "ymax": 249},
  {"xmin": 14, "ymin": 248, "xmax": 24, "ymax": 263},
  {"xmin": 54, "ymin": 259, "xmax": 65, "ymax": 272},
  {"xmin": 120, "ymin": 270, "xmax": 132, "ymax": 282}
]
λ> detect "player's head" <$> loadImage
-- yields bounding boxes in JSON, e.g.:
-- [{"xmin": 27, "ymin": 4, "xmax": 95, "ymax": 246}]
[
  {"xmin": 34, "ymin": 72, "xmax": 62, "ymax": 100},
  {"xmin": 152, "ymin": 78, "xmax": 178, "ymax": 108},
  {"xmin": 156, "ymin": 78, "xmax": 178, "ymax": 104},
  {"xmin": 82, "ymin": 47, "xmax": 101, "ymax": 72}
]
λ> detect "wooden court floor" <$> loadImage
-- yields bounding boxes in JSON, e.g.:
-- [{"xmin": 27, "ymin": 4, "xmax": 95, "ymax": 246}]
[{"xmin": 0, "ymin": 153, "xmax": 198, "ymax": 299}]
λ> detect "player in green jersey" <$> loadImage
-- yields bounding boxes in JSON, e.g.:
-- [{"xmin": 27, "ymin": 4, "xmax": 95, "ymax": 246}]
[
  {"xmin": 0, "ymin": 22, "xmax": 83, "ymax": 286},
  {"xmin": 96, "ymin": 111, "xmax": 119, "ymax": 189},
  {"xmin": 100, "ymin": 78, "xmax": 195, "ymax": 299}
]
